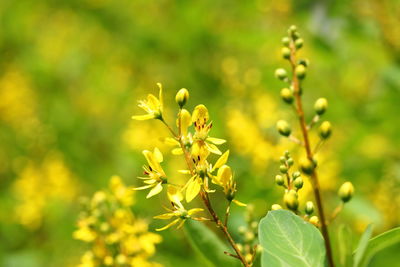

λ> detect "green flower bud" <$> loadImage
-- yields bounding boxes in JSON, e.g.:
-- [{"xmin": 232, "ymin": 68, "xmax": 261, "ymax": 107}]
[
  {"xmin": 295, "ymin": 38, "xmax": 303, "ymax": 49},
  {"xmin": 281, "ymin": 47, "xmax": 291, "ymax": 59},
  {"xmin": 280, "ymin": 88, "xmax": 294, "ymax": 104},
  {"xmin": 279, "ymin": 156, "xmax": 286, "ymax": 164},
  {"xmin": 277, "ymin": 120, "xmax": 291, "ymax": 137},
  {"xmin": 314, "ymin": 98, "xmax": 328, "ymax": 115},
  {"xmin": 305, "ymin": 201, "xmax": 314, "ymax": 215},
  {"xmin": 319, "ymin": 121, "xmax": 332, "ymax": 139},
  {"xmin": 284, "ymin": 190, "xmax": 299, "ymax": 211},
  {"xmin": 275, "ymin": 175, "xmax": 285, "ymax": 186},
  {"xmin": 295, "ymin": 64, "xmax": 306, "ymax": 80},
  {"xmin": 175, "ymin": 88, "xmax": 189, "ymax": 108},
  {"xmin": 279, "ymin": 165, "xmax": 288, "ymax": 174},
  {"xmin": 298, "ymin": 59, "xmax": 309, "ymax": 67},
  {"xmin": 338, "ymin": 181, "xmax": 354, "ymax": 203},
  {"xmin": 287, "ymin": 158, "xmax": 294, "ymax": 166},
  {"xmin": 284, "ymin": 150, "xmax": 290, "ymax": 158},
  {"xmin": 292, "ymin": 171, "xmax": 301, "ymax": 178},
  {"xmin": 271, "ymin": 204, "xmax": 282, "ymax": 210},
  {"xmin": 294, "ymin": 177, "xmax": 303, "ymax": 189},
  {"xmin": 275, "ymin": 68, "xmax": 288, "ymax": 81},
  {"xmin": 282, "ymin": 37, "xmax": 290, "ymax": 47},
  {"xmin": 309, "ymin": 216, "xmax": 319, "ymax": 226},
  {"xmin": 288, "ymin": 25, "xmax": 297, "ymax": 35},
  {"xmin": 300, "ymin": 157, "xmax": 315, "ymax": 175}
]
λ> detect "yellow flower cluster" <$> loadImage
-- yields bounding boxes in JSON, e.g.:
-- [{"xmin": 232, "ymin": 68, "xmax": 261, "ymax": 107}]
[
  {"xmin": 74, "ymin": 176, "xmax": 162, "ymax": 267},
  {"xmin": 13, "ymin": 152, "xmax": 77, "ymax": 229},
  {"xmin": 132, "ymin": 84, "xmax": 245, "ymax": 231}
]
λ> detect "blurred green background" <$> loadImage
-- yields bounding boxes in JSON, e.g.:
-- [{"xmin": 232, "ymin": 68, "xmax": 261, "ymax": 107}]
[{"xmin": 0, "ymin": 0, "xmax": 399, "ymax": 266}]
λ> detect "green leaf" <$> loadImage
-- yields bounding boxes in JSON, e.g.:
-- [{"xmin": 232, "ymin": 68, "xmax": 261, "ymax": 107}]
[
  {"xmin": 359, "ymin": 227, "xmax": 400, "ymax": 267},
  {"xmin": 183, "ymin": 220, "xmax": 240, "ymax": 267},
  {"xmin": 258, "ymin": 209, "xmax": 326, "ymax": 267},
  {"xmin": 338, "ymin": 224, "xmax": 353, "ymax": 267},
  {"xmin": 353, "ymin": 224, "xmax": 373, "ymax": 267}
]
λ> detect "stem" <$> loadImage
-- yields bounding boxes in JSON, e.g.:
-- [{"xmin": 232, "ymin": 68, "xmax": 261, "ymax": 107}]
[
  {"xmin": 224, "ymin": 201, "xmax": 232, "ymax": 227},
  {"xmin": 329, "ymin": 202, "xmax": 344, "ymax": 224},
  {"xmin": 162, "ymin": 116, "xmax": 249, "ymax": 267},
  {"xmin": 289, "ymin": 43, "xmax": 335, "ymax": 267}
]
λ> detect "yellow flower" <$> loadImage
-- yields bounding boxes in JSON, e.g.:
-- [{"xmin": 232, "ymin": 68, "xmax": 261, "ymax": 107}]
[
  {"xmin": 153, "ymin": 186, "xmax": 203, "ymax": 231},
  {"xmin": 133, "ymin": 148, "xmax": 167, "ymax": 198},
  {"xmin": 132, "ymin": 83, "xmax": 163, "ymax": 120},
  {"xmin": 164, "ymin": 109, "xmax": 193, "ymax": 155},
  {"xmin": 213, "ymin": 164, "xmax": 246, "ymax": 207},
  {"xmin": 192, "ymin": 104, "xmax": 226, "ymax": 155}
]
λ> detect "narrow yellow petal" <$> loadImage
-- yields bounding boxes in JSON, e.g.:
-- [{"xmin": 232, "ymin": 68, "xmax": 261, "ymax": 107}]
[
  {"xmin": 172, "ymin": 148, "xmax": 183, "ymax": 155},
  {"xmin": 146, "ymin": 183, "xmax": 163, "ymax": 198},
  {"xmin": 153, "ymin": 147, "xmax": 163, "ymax": 163},
  {"xmin": 206, "ymin": 142, "xmax": 222, "ymax": 155},
  {"xmin": 188, "ymin": 208, "xmax": 204, "ymax": 216},
  {"xmin": 206, "ymin": 137, "xmax": 226, "ymax": 145},
  {"xmin": 132, "ymin": 114, "xmax": 154, "ymax": 120},
  {"xmin": 186, "ymin": 177, "xmax": 201, "ymax": 202},
  {"xmin": 157, "ymin": 83, "xmax": 163, "ymax": 112},
  {"xmin": 178, "ymin": 170, "xmax": 191, "ymax": 174},
  {"xmin": 154, "ymin": 213, "xmax": 176, "ymax": 220},
  {"xmin": 133, "ymin": 184, "xmax": 154, "ymax": 191},
  {"xmin": 217, "ymin": 165, "xmax": 232, "ymax": 185},
  {"xmin": 232, "ymin": 199, "xmax": 247, "ymax": 207},
  {"xmin": 156, "ymin": 218, "xmax": 180, "ymax": 231},
  {"xmin": 213, "ymin": 150, "xmax": 230, "ymax": 171},
  {"xmin": 164, "ymin": 137, "xmax": 180, "ymax": 146}
]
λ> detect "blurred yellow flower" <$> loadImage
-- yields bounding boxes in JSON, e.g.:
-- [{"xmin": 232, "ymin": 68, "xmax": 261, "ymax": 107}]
[{"xmin": 132, "ymin": 83, "xmax": 164, "ymax": 120}]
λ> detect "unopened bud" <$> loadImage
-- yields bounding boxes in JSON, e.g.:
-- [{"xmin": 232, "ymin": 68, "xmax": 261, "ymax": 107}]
[
  {"xmin": 314, "ymin": 98, "xmax": 328, "ymax": 115},
  {"xmin": 277, "ymin": 120, "xmax": 291, "ymax": 137},
  {"xmin": 292, "ymin": 171, "xmax": 301, "ymax": 178},
  {"xmin": 275, "ymin": 175, "xmax": 285, "ymax": 186},
  {"xmin": 288, "ymin": 25, "xmax": 297, "ymax": 36},
  {"xmin": 271, "ymin": 204, "xmax": 282, "ymax": 210},
  {"xmin": 284, "ymin": 190, "xmax": 299, "ymax": 211},
  {"xmin": 294, "ymin": 177, "xmax": 303, "ymax": 189},
  {"xmin": 275, "ymin": 68, "xmax": 288, "ymax": 80},
  {"xmin": 338, "ymin": 181, "xmax": 354, "ymax": 203},
  {"xmin": 295, "ymin": 38, "xmax": 303, "ymax": 49},
  {"xmin": 309, "ymin": 216, "xmax": 319, "ymax": 226},
  {"xmin": 282, "ymin": 37, "xmax": 290, "ymax": 47},
  {"xmin": 300, "ymin": 157, "xmax": 315, "ymax": 175},
  {"xmin": 305, "ymin": 201, "xmax": 314, "ymax": 215},
  {"xmin": 175, "ymin": 88, "xmax": 189, "ymax": 108},
  {"xmin": 280, "ymin": 156, "xmax": 286, "ymax": 164},
  {"xmin": 295, "ymin": 64, "xmax": 306, "ymax": 79},
  {"xmin": 281, "ymin": 47, "xmax": 291, "ymax": 59},
  {"xmin": 280, "ymin": 88, "xmax": 294, "ymax": 104},
  {"xmin": 287, "ymin": 158, "xmax": 294, "ymax": 166},
  {"xmin": 319, "ymin": 121, "xmax": 332, "ymax": 139},
  {"xmin": 279, "ymin": 165, "xmax": 288, "ymax": 174}
]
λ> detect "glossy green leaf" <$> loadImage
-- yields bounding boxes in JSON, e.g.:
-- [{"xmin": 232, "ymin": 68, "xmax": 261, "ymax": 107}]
[
  {"xmin": 359, "ymin": 227, "xmax": 400, "ymax": 267},
  {"xmin": 184, "ymin": 220, "xmax": 240, "ymax": 267},
  {"xmin": 258, "ymin": 210, "xmax": 326, "ymax": 267},
  {"xmin": 353, "ymin": 224, "xmax": 373, "ymax": 267}
]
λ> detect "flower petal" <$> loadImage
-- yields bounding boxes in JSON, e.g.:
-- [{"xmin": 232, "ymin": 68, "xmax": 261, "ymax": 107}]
[
  {"xmin": 232, "ymin": 199, "xmax": 247, "ymax": 207},
  {"xmin": 207, "ymin": 137, "xmax": 226, "ymax": 145},
  {"xmin": 132, "ymin": 114, "xmax": 154, "ymax": 120},
  {"xmin": 188, "ymin": 208, "xmax": 204, "ymax": 216},
  {"xmin": 156, "ymin": 218, "xmax": 180, "ymax": 231},
  {"xmin": 133, "ymin": 184, "xmax": 154, "ymax": 191},
  {"xmin": 212, "ymin": 150, "xmax": 230, "ymax": 171},
  {"xmin": 153, "ymin": 147, "xmax": 163, "ymax": 163},
  {"xmin": 186, "ymin": 177, "xmax": 201, "ymax": 203},
  {"xmin": 146, "ymin": 182, "xmax": 163, "ymax": 198},
  {"xmin": 172, "ymin": 148, "xmax": 183, "ymax": 155},
  {"xmin": 206, "ymin": 142, "xmax": 222, "ymax": 155},
  {"xmin": 154, "ymin": 213, "xmax": 176, "ymax": 220}
]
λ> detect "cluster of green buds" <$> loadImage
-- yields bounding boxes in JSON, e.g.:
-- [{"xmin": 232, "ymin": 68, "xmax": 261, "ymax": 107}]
[{"xmin": 237, "ymin": 205, "xmax": 259, "ymax": 265}]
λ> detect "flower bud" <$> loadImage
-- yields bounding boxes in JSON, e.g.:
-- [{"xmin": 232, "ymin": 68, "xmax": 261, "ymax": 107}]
[
  {"xmin": 295, "ymin": 38, "xmax": 303, "ymax": 49},
  {"xmin": 175, "ymin": 88, "xmax": 189, "ymax": 108},
  {"xmin": 281, "ymin": 47, "xmax": 291, "ymax": 59},
  {"xmin": 284, "ymin": 150, "xmax": 290, "ymax": 158},
  {"xmin": 279, "ymin": 165, "xmax": 288, "ymax": 174},
  {"xmin": 305, "ymin": 201, "xmax": 314, "ymax": 215},
  {"xmin": 277, "ymin": 120, "xmax": 291, "ymax": 137},
  {"xmin": 288, "ymin": 25, "xmax": 297, "ymax": 36},
  {"xmin": 299, "ymin": 157, "xmax": 315, "ymax": 175},
  {"xmin": 292, "ymin": 171, "xmax": 301, "ymax": 178},
  {"xmin": 284, "ymin": 190, "xmax": 299, "ymax": 211},
  {"xmin": 338, "ymin": 181, "xmax": 354, "ymax": 203},
  {"xmin": 287, "ymin": 158, "xmax": 294, "ymax": 166},
  {"xmin": 280, "ymin": 88, "xmax": 294, "ymax": 104},
  {"xmin": 275, "ymin": 68, "xmax": 288, "ymax": 81},
  {"xmin": 271, "ymin": 204, "xmax": 282, "ymax": 210},
  {"xmin": 279, "ymin": 156, "xmax": 286, "ymax": 164},
  {"xmin": 314, "ymin": 98, "xmax": 328, "ymax": 115},
  {"xmin": 294, "ymin": 177, "xmax": 303, "ymax": 189},
  {"xmin": 319, "ymin": 121, "xmax": 332, "ymax": 139},
  {"xmin": 309, "ymin": 216, "xmax": 319, "ymax": 226},
  {"xmin": 295, "ymin": 64, "xmax": 306, "ymax": 79},
  {"xmin": 275, "ymin": 175, "xmax": 285, "ymax": 186},
  {"xmin": 282, "ymin": 37, "xmax": 290, "ymax": 47},
  {"xmin": 298, "ymin": 59, "xmax": 309, "ymax": 67}
]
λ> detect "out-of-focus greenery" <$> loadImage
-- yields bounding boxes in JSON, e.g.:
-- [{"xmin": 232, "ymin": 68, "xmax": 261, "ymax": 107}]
[{"xmin": 0, "ymin": 0, "xmax": 399, "ymax": 266}]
